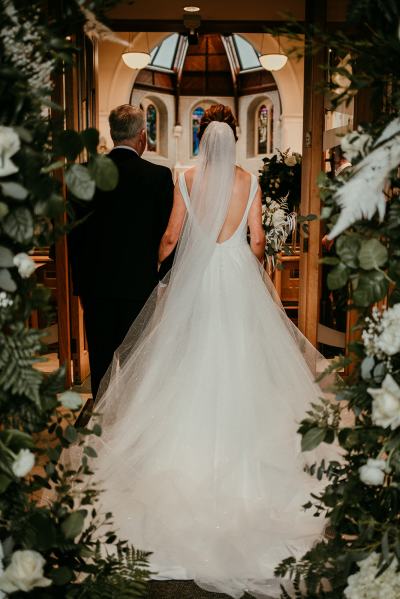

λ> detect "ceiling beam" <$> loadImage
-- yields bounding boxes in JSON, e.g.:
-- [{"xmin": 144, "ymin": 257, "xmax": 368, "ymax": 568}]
[{"xmin": 107, "ymin": 19, "xmax": 304, "ymax": 34}]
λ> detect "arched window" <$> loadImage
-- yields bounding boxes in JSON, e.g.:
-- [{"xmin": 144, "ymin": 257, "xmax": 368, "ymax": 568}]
[
  {"xmin": 146, "ymin": 104, "xmax": 158, "ymax": 152},
  {"xmin": 257, "ymin": 103, "xmax": 274, "ymax": 155},
  {"xmin": 192, "ymin": 105, "xmax": 205, "ymax": 157}
]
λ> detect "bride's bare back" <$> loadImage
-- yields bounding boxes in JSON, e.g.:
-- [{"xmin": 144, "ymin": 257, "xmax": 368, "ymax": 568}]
[{"xmin": 158, "ymin": 166, "xmax": 265, "ymax": 265}]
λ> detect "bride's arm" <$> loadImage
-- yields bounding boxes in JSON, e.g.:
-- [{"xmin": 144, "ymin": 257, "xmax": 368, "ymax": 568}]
[
  {"xmin": 158, "ymin": 183, "xmax": 187, "ymax": 267},
  {"xmin": 248, "ymin": 186, "xmax": 265, "ymax": 262}
]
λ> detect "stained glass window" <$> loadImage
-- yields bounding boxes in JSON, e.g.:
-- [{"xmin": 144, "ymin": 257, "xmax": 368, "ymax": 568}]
[
  {"xmin": 146, "ymin": 104, "xmax": 158, "ymax": 152},
  {"xmin": 257, "ymin": 103, "xmax": 274, "ymax": 155},
  {"xmin": 192, "ymin": 105, "xmax": 205, "ymax": 157},
  {"xmin": 258, "ymin": 105, "xmax": 268, "ymax": 154}
]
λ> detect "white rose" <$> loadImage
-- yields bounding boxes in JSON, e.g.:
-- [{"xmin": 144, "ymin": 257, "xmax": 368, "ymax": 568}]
[
  {"xmin": 341, "ymin": 130, "xmax": 372, "ymax": 162},
  {"xmin": 368, "ymin": 374, "xmax": 400, "ymax": 430},
  {"xmin": 58, "ymin": 390, "xmax": 83, "ymax": 411},
  {"xmin": 0, "ymin": 127, "xmax": 20, "ymax": 177},
  {"xmin": 272, "ymin": 208, "xmax": 286, "ymax": 227},
  {"xmin": 376, "ymin": 322, "xmax": 400, "ymax": 356},
  {"xmin": 284, "ymin": 155, "xmax": 297, "ymax": 167},
  {"xmin": 11, "ymin": 449, "xmax": 35, "ymax": 478},
  {"xmin": 359, "ymin": 458, "xmax": 387, "ymax": 486},
  {"xmin": 13, "ymin": 253, "xmax": 36, "ymax": 279},
  {"xmin": 0, "ymin": 550, "xmax": 51, "ymax": 593}
]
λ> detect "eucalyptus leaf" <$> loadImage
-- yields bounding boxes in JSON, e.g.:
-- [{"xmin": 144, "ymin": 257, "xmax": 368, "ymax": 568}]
[
  {"xmin": 353, "ymin": 271, "xmax": 389, "ymax": 307},
  {"xmin": 327, "ymin": 263, "xmax": 350, "ymax": 290},
  {"xmin": 88, "ymin": 154, "xmax": 119, "ymax": 192},
  {"xmin": 3, "ymin": 208, "xmax": 34, "ymax": 243},
  {"xmin": 301, "ymin": 427, "xmax": 326, "ymax": 452},
  {"xmin": 0, "ymin": 474, "xmax": 12, "ymax": 494},
  {"xmin": 81, "ymin": 128, "xmax": 100, "ymax": 154},
  {"xmin": 0, "ymin": 246, "xmax": 14, "ymax": 268},
  {"xmin": 358, "ymin": 238, "xmax": 388, "ymax": 270},
  {"xmin": 0, "ymin": 182, "xmax": 28, "ymax": 200},
  {"xmin": 50, "ymin": 566, "xmax": 73, "ymax": 586},
  {"xmin": 361, "ymin": 356, "xmax": 375, "ymax": 380},
  {"xmin": 61, "ymin": 510, "xmax": 86, "ymax": 540},
  {"xmin": 336, "ymin": 235, "xmax": 361, "ymax": 269},
  {"xmin": 0, "ymin": 269, "xmax": 16, "ymax": 292},
  {"xmin": 65, "ymin": 164, "xmax": 96, "ymax": 201},
  {"xmin": 55, "ymin": 130, "xmax": 84, "ymax": 161},
  {"xmin": 373, "ymin": 362, "xmax": 386, "ymax": 383},
  {"xmin": 0, "ymin": 202, "xmax": 9, "ymax": 220}
]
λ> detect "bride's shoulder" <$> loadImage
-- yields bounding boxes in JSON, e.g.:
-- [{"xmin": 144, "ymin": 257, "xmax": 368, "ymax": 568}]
[{"xmin": 235, "ymin": 166, "xmax": 253, "ymax": 183}]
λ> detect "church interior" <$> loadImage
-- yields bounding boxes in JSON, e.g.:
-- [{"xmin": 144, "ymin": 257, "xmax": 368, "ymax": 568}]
[{"xmin": 33, "ymin": 0, "xmax": 359, "ymax": 392}]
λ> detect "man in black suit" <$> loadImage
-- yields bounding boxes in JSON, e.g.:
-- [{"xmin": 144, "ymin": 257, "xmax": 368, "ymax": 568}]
[{"xmin": 69, "ymin": 104, "xmax": 174, "ymax": 398}]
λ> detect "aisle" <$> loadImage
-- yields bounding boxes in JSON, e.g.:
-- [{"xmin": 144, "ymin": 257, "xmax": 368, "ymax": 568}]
[{"xmin": 148, "ymin": 580, "xmax": 263, "ymax": 599}]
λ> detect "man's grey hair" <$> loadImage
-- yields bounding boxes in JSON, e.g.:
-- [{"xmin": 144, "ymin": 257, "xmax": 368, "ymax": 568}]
[{"xmin": 109, "ymin": 104, "xmax": 145, "ymax": 143}]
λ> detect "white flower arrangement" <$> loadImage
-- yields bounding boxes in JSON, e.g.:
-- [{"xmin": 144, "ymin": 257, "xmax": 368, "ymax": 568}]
[
  {"xmin": 13, "ymin": 253, "xmax": 36, "ymax": 279},
  {"xmin": 0, "ymin": 126, "xmax": 20, "ymax": 177},
  {"xmin": 341, "ymin": 129, "xmax": 372, "ymax": 163},
  {"xmin": 262, "ymin": 196, "xmax": 296, "ymax": 267},
  {"xmin": 0, "ymin": 550, "xmax": 51, "ymax": 593},
  {"xmin": 362, "ymin": 304, "xmax": 400, "ymax": 362},
  {"xmin": 11, "ymin": 449, "xmax": 35, "ymax": 478},
  {"xmin": 368, "ymin": 374, "xmax": 400, "ymax": 430},
  {"xmin": 359, "ymin": 458, "xmax": 389, "ymax": 486},
  {"xmin": 0, "ymin": 1, "xmax": 55, "ymax": 97},
  {"xmin": 344, "ymin": 552, "xmax": 400, "ymax": 599},
  {"xmin": 0, "ymin": 291, "xmax": 13, "ymax": 308}
]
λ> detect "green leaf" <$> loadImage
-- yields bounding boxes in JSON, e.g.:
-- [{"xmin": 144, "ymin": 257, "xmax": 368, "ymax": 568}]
[
  {"xmin": 83, "ymin": 446, "xmax": 97, "ymax": 458},
  {"xmin": 61, "ymin": 510, "xmax": 86, "ymax": 539},
  {"xmin": 0, "ymin": 246, "xmax": 14, "ymax": 268},
  {"xmin": 358, "ymin": 238, "xmax": 388, "ymax": 270},
  {"xmin": 81, "ymin": 128, "xmax": 100, "ymax": 154},
  {"xmin": 336, "ymin": 235, "xmax": 361, "ymax": 269},
  {"xmin": 0, "ymin": 202, "xmax": 9, "ymax": 220},
  {"xmin": 0, "ymin": 473, "xmax": 12, "ymax": 493},
  {"xmin": 0, "ymin": 268, "xmax": 16, "ymax": 292},
  {"xmin": 327, "ymin": 263, "xmax": 350, "ymax": 290},
  {"xmin": 320, "ymin": 256, "xmax": 339, "ymax": 265},
  {"xmin": 65, "ymin": 164, "xmax": 96, "ymax": 201},
  {"xmin": 3, "ymin": 207, "xmax": 34, "ymax": 242},
  {"xmin": 55, "ymin": 129, "xmax": 84, "ymax": 161},
  {"xmin": 88, "ymin": 155, "xmax": 119, "ymax": 192},
  {"xmin": 353, "ymin": 271, "xmax": 389, "ymax": 307},
  {"xmin": 361, "ymin": 356, "xmax": 375, "ymax": 380},
  {"xmin": 0, "ymin": 181, "xmax": 28, "ymax": 200},
  {"xmin": 301, "ymin": 427, "xmax": 326, "ymax": 452},
  {"xmin": 64, "ymin": 425, "xmax": 77, "ymax": 443},
  {"xmin": 50, "ymin": 566, "xmax": 74, "ymax": 586}
]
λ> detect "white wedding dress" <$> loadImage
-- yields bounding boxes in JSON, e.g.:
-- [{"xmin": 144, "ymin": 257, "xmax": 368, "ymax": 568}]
[{"xmin": 90, "ymin": 123, "xmax": 334, "ymax": 599}]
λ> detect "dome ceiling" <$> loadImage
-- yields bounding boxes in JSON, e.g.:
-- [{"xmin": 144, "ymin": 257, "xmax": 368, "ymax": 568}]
[{"xmin": 134, "ymin": 33, "xmax": 277, "ymax": 98}]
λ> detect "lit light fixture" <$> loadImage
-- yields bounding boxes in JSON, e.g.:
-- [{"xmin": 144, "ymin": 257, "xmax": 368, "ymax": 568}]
[
  {"xmin": 183, "ymin": 6, "xmax": 200, "ymax": 11},
  {"xmin": 122, "ymin": 32, "xmax": 151, "ymax": 70},
  {"xmin": 122, "ymin": 51, "xmax": 150, "ymax": 69},
  {"xmin": 259, "ymin": 34, "xmax": 288, "ymax": 72}
]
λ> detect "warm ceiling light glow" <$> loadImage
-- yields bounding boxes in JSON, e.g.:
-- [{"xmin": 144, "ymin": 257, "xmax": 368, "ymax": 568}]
[
  {"xmin": 259, "ymin": 53, "xmax": 288, "ymax": 71},
  {"xmin": 122, "ymin": 51, "xmax": 151, "ymax": 69},
  {"xmin": 183, "ymin": 6, "xmax": 200, "ymax": 12}
]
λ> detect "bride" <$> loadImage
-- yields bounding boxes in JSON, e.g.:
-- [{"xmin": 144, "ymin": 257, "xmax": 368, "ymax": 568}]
[{"xmin": 90, "ymin": 105, "xmax": 333, "ymax": 598}]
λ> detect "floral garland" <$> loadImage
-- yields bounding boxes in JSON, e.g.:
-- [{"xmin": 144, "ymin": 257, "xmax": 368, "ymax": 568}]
[
  {"xmin": 276, "ymin": 1, "xmax": 400, "ymax": 597},
  {"xmin": 0, "ymin": 0, "xmax": 149, "ymax": 596}
]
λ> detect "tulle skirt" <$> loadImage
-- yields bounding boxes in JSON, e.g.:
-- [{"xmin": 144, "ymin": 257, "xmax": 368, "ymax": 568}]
[{"xmin": 92, "ymin": 242, "xmax": 334, "ymax": 598}]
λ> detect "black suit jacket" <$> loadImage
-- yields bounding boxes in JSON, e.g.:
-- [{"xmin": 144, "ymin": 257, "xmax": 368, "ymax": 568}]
[{"xmin": 69, "ymin": 148, "xmax": 174, "ymax": 301}]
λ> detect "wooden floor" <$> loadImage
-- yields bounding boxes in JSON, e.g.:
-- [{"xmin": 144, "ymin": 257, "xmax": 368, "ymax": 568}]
[{"xmin": 148, "ymin": 581, "xmax": 261, "ymax": 598}]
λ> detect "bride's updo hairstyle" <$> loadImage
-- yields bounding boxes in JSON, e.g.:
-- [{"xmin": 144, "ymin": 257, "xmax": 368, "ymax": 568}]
[{"xmin": 198, "ymin": 104, "xmax": 238, "ymax": 142}]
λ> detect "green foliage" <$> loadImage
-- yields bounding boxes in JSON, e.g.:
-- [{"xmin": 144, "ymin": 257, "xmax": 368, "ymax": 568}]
[{"xmin": 0, "ymin": 0, "xmax": 149, "ymax": 597}]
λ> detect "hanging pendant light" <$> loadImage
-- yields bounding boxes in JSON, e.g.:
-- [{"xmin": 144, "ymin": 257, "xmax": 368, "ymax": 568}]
[
  {"xmin": 122, "ymin": 32, "xmax": 151, "ymax": 69},
  {"xmin": 259, "ymin": 34, "xmax": 288, "ymax": 72}
]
